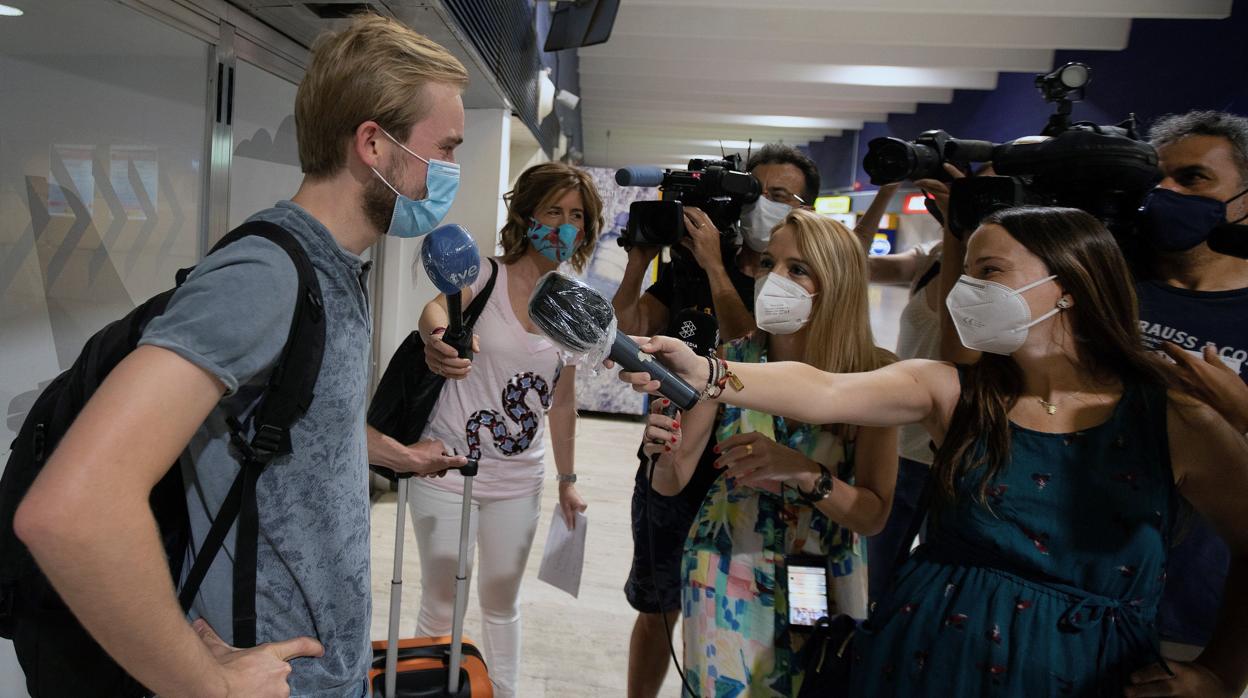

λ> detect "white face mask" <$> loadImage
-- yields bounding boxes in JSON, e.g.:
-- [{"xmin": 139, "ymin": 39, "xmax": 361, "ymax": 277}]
[
  {"xmin": 739, "ymin": 196, "xmax": 793, "ymax": 252},
  {"xmin": 945, "ymin": 274, "xmax": 1064, "ymax": 355},
  {"xmin": 754, "ymin": 272, "xmax": 816, "ymax": 335}
]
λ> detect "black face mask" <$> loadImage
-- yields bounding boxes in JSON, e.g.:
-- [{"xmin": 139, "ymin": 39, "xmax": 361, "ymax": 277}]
[{"xmin": 1137, "ymin": 186, "xmax": 1248, "ymax": 252}]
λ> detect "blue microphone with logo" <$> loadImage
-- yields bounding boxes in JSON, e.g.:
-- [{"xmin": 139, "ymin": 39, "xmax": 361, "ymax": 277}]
[{"xmin": 421, "ymin": 224, "xmax": 481, "ymax": 359}]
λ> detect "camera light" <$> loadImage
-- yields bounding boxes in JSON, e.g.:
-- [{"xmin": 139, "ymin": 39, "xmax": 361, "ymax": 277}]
[
  {"xmin": 0, "ymin": 4, "xmax": 23, "ymax": 15},
  {"xmin": 903, "ymin": 194, "xmax": 929, "ymax": 214}
]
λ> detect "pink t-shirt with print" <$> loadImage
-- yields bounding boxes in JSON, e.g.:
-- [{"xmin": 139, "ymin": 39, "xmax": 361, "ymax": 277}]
[{"xmin": 420, "ymin": 261, "xmax": 568, "ymax": 501}]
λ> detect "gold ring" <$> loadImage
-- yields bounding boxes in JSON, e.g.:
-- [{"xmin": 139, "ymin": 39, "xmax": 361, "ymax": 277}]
[{"xmin": 745, "ymin": 443, "xmax": 753, "ymax": 456}]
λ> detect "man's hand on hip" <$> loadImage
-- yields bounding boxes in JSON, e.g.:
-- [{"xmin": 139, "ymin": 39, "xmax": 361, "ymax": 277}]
[{"xmin": 195, "ymin": 618, "xmax": 324, "ymax": 698}]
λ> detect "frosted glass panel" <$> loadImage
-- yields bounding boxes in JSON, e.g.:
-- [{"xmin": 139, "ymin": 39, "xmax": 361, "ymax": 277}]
[
  {"xmin": 229, "ymin": 59, "xmax": 304, "ymax": 229},
  {"xmin": 0, "ymin": 1, "xmax": 208, "ymax": 453}
]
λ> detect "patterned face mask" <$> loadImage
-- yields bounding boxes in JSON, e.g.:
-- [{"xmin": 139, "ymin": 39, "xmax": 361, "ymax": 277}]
[{"xmin": 527, "ymin": 219, "xmax": 583, "ymax": 263}]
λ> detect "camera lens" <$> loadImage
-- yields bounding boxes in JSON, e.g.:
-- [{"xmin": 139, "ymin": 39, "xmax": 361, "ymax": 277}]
[{"xmin": 863, "ymin": 137, "xmax": 916, "ymax": 184}]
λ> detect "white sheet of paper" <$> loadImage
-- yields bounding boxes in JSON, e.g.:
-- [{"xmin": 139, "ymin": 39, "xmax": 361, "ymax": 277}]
[{"xmin": 537, "ymin": 507, "xmax": 588, "ymax": 598}]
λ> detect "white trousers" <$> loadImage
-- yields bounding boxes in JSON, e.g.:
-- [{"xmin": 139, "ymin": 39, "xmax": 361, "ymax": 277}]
[{"xmin": 408, "ymin": 480, "xmax": 542, "ymax": 698}]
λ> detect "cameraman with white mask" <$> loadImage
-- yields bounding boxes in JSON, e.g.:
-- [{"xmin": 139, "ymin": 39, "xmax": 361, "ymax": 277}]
[{"xmin": 614, "ymin": 143, "xmax": 821, "ymax": 698}]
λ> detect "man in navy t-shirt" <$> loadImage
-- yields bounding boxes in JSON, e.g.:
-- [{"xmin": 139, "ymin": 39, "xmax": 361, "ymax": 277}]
[{"xmin": 1136, "ymin": 110, "xmax": 1248, "ymax": 659}]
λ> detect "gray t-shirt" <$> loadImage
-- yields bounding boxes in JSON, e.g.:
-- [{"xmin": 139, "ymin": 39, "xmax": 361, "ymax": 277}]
[{"xmin": 139, "ymin": 201, "xmax": 372, "ymax": 696}]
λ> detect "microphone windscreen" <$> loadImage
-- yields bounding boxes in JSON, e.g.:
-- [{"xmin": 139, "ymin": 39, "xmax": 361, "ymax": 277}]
[
  {"xmin": 615, "ymin": 166, "xmax": 665, "ymax": 188},
  {"xmin": 421, "ymin": 224, "xmax": 480, "ymax": 295},
  {"xmin": 528, "ymin": 271, "xmax": 615, "ymax": 354},
  {"xmin": 670, "ymin": 309, "xmax": 719, "ymax": 356},
  {"xmin": 1207, "ymin": 224, "xmax": 1248, "ymax": 259}
]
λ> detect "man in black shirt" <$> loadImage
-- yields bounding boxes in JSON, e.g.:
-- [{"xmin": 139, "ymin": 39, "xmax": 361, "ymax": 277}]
[
  {"xmin": 1135, "ymin": 111, "xmax": 1248, "ymax": 667},
  {"xmin": 612, "ymin": 144, "xmax": 820, "ymax": 697}
]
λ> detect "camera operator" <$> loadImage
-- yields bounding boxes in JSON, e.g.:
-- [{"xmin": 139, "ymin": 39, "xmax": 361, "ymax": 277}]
[
  {"xmin": 1135, "ymin": 110, "xmax": 1248, "ymax": 666},
  {"xmin": 613, "ymin": 144, "xmax": 819, "ymax": 343},
  {"xmin": 614, "ymin": 143, "xmax": 820, "ymax": 698}
]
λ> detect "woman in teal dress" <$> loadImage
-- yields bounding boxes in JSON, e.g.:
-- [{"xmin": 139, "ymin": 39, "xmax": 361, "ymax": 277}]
[
  {"xmin": 640, "ymin": 210, "xmax": 897, "ymax": 697},
  {"xmin": 618, "ymin": 206, "xmax": 1248, "ymax": 697}
]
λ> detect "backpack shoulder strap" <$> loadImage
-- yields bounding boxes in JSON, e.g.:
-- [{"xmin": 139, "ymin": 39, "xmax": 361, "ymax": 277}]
[
  {"xmin": 229, "ymin": 221, "xmax": 326, "ymax": 458},
  {"xmin": 175, "ymin": 220, "xmax": 326, "ymax": 647}
]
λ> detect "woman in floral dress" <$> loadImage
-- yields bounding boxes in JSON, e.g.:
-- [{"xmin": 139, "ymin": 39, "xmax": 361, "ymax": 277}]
[{"xmin": 640, "ymin": 209, "xmax": 897, "ymax": 696}]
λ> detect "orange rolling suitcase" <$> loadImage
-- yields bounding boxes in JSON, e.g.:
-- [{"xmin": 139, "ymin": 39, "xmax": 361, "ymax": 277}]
[{"xmin": 369, "ymin": 460, "xmax": 493, "ymax": 697}]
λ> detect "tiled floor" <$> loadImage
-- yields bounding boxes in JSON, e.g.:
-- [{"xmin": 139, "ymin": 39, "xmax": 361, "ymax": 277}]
[{"xmin": 369, "ymin": 414, "xmax": 684, "ymax": 698}]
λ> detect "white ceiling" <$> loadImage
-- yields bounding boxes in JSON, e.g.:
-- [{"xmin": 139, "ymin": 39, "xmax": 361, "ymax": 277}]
[{"xmin": 578, "ymin": 0, "xmax": 1232, "ymax": 169}]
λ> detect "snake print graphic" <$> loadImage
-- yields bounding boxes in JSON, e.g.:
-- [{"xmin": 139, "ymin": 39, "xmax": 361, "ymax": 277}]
[{"xmin": 464, "ymin": 371, "xmax": 553, "ymax": 460}]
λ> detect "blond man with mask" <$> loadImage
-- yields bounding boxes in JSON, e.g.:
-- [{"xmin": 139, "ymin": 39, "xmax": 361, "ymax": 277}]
[{"xmin": 15, "ymin": 15, "xmax": 468, "ymax": 697}]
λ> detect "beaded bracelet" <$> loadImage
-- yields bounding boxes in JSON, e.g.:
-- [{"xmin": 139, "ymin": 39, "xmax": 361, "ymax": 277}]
[{"xmin": 699, "ymin": 354, "xmax": 722, "ymax": 400}]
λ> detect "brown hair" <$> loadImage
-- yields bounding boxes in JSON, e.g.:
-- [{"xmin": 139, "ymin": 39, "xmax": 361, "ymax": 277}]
[
  {"xmin": 295, "ymin": 14, "xmax": 468, "ymax": 177},
  {"xmin": 932, "ymin": 207, "xmax": 1174, "ymax": 502},
  {"xmin": 500, "ymin": 163, "xmax": 603, "ymax": 272}
]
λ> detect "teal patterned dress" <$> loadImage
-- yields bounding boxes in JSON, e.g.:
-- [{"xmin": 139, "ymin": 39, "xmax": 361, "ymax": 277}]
[
  {"xmin": 681, "ymin": 334, "xmax": 869, "ymax": 697},
  {"xmin": 851, "ymin": 382, "xmax": 1176, "ymax": 697}
]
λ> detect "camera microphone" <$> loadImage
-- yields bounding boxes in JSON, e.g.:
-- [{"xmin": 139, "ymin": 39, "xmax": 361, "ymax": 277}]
[
  {"xmin": 528, "ymin": 272, "xmax": 701, "ymax": 410},
  {"xmin": 420, "ymin": 224, "xmax": 481, "ymax": 359},
  {"xmin": 1207, "ymin": 224, "xmax": 1248, "ymax": 259},
  {"xmin": 616, "ymin": 166, "xmax": 665, "ymax": 188}
]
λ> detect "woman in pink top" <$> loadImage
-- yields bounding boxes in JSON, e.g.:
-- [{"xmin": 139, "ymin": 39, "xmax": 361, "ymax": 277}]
[{"xmin": 411, "ymin": 162, "xmax": 602, "ymax": 698}]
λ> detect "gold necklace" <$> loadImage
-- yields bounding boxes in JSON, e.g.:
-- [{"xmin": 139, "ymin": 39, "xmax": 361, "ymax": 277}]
[{"xmin": 1038, "ymin": 391, "xmax": 1082, "ymax": 415}]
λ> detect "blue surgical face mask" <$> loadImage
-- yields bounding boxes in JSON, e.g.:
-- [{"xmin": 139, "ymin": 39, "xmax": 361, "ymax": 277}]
[
  {"xmin": 371, "ymin": 127, "xmax": 460, "ymax": 238},
  {"xmin": 1137, "ymin": 187, "xmax": 1248, "ymax": 252},
  {"xmin": 527, "ymin": 219, "xmax": 583, "ymax": 263}
]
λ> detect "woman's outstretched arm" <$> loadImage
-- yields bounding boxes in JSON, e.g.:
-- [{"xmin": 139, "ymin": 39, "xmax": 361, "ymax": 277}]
[{"xmin": 617, "ymin": 335, "xmax": 957, "ymax": 432}]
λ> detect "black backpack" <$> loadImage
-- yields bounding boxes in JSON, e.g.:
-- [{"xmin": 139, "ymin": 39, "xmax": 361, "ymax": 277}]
[{"xmin": 0, "ymin": 220, "xmax": 326, "ymax": 697}]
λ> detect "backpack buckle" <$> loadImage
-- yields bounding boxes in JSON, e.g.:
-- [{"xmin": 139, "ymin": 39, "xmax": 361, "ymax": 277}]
[
  {"xmin": 225, "ymin": 418, "xmax": 289, "ymax": 465},
  {"xmin": 249, "ymin": 424, "xmax": 290, "ymax": 460}
]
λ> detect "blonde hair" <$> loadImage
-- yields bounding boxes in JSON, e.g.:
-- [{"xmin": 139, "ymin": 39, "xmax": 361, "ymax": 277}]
[
  {"xmin": 500, "ymin": 163, "xmax": 603, "ymax": 272},
  {"xmin": 296, "ymin": 14, "xmax": 469, "ymax": 177},
  {"xmin": 778, "ymin": 209, "xmax": 893, "ymax": 376}
]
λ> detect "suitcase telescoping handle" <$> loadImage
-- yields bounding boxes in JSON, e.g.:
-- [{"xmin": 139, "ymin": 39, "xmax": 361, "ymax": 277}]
[
  {"xmin": 447, "ymin": 457, "xmax": 478, "ymax": 695},
  {"xmin": 383, "ymin": 457, "xmax": 479, "ymax": 698},
  {"xmin": 384, "ymin": 474, "xmax": 410, "ymax": 698}
]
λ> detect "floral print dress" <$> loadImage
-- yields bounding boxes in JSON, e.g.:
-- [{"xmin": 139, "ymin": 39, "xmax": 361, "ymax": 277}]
[
  {"xmin": 851, "ymin": 382, "xmax": 1176, "ymax": 697},
  {"xmin": 680, "ymin": 335, "xmax": 868, "ymax": 697}
]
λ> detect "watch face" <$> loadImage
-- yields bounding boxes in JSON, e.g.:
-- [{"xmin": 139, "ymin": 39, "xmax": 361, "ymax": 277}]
[{"xmin": 817, "ymin": 474, "xmax": 833, "ymax": 496}]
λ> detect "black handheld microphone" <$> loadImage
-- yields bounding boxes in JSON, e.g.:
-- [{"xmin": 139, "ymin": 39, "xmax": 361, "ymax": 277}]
[
  {"xmin": 1207, "ymin": 223, "xmax": 1248, "ymax": 259},
  {"xmin": 663, "ymin": 309, "xmax": 719, "ymax": 417},
  {"xmin": 528, "ymin": 272, "xmax": 702, "ymax": 410}
]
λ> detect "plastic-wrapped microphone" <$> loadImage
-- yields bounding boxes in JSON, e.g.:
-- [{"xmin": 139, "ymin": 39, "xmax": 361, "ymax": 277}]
[
  {"xmin": 662, "ymin": 309, "xmax": 719, "ymax": 417},
  {"xmin": 528, "ymin": 272, "xmax": 702, "ymax": 410},
  {"xmin": 420, "ymin": 224, "xmax": 480, "ymax": 359}
]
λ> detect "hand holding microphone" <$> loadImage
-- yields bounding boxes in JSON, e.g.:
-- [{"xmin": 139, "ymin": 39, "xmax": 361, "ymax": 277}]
[
  {"xmin": 527, "ymin": 272, "xmax": 705, "ymax": 410},
  {"xmin": 421, "ymin": 224, "xmax": 481, "ymax": 376},
  {"xmin": 614, "ymin": 336, "xmax": 710, "ymax": 398}
]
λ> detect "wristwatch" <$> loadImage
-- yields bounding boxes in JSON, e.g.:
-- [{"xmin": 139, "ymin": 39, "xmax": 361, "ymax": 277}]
[
  {"xmin": 798, "ymin": 464, "xmax": 833, "ymax": 505},
  {"xmin": 556, "ymin": 473, "xmax": 577, "ymax": 484}
]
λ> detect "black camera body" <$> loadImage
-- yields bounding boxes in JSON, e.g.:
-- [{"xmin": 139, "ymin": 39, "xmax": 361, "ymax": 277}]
[
  {"xmin": 862, "ymin": 63, "xmax": 1160, "ymax": 242},
  {"xmin": 617, "ymin": 155, "xmax": 760, "ymax": 248},
  {"xmin": 863, "ymin": 129, "xmax": 996, "ymax": 185},
  {"xmin": 946, "ymin": 123, "xmax": 1159, "ymax": 240}
]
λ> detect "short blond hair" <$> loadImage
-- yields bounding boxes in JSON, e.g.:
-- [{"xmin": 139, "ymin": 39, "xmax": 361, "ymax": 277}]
[
  {"xmin": 499, "ymin": 163, "xmax": 603, "ymax": 273},
  {"xmin": 296, "ymin": 14, "xmax": 468, "ymax": 177}
]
